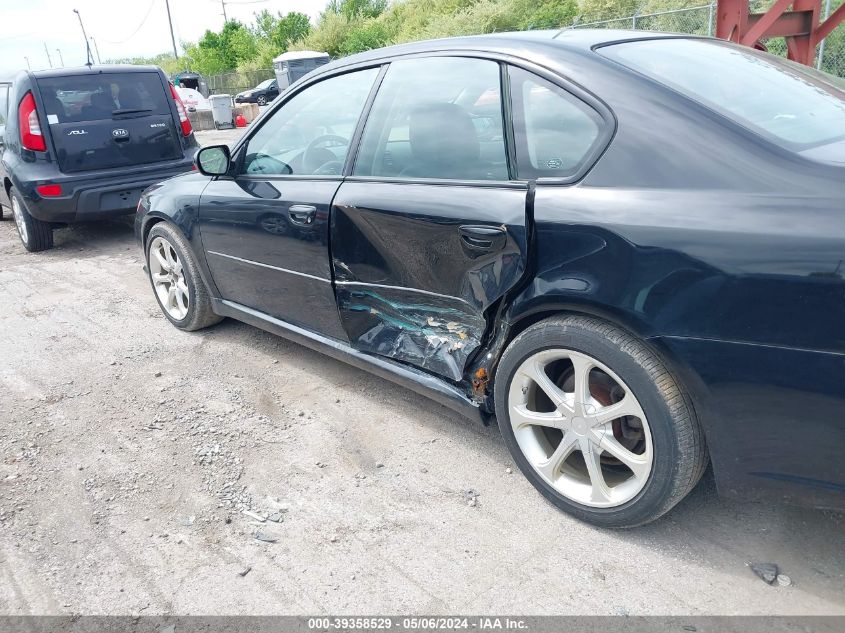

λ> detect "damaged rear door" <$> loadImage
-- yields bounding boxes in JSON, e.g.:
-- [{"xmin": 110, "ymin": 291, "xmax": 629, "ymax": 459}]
[{"xmin": 331, "ymin": 56, "xmax": 528, "ymax": 382}]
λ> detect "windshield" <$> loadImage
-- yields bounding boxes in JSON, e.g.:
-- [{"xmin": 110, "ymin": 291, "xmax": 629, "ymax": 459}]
[
  {"xmin": 600, "ymin": 38, "xmax": 845, "ymax": 152},
  {"xmin": 255, "ymin": 79, "xmax": 274, "ymax": 90}
]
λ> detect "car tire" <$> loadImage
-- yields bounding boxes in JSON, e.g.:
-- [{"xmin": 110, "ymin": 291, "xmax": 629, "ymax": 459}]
[
  {"xmin": 145, "ymin": 222, "xmax": 222, "ymax": 332},
  {"xmin": 256, "ymin": 95, "xmax": 267, "ymax": 106},
  {"xmin": 10, "ymin": 187, "xmax": 53, "ymax": 252},
  {"xmin": 494, "ymin": 315, "xmax": 708, "ymax": 528}
]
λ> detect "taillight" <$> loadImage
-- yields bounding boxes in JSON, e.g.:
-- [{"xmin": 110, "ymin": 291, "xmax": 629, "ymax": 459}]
[
  {"xmin": 19, "ymin": 92, "xmax": 46, "ymax": 152},
  {"xmin": 169, "ymin": 84, "xmax": 192, "ymax": 137},
  {"xmin": 36, "ymin": 184, "xmax": 62, "ymax": 197}
]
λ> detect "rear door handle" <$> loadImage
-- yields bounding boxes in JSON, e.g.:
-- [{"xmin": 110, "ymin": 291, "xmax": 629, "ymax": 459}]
[
  {"xmin": 289, "ymin": 204, "xmax": 316, "ymax": 225},
  {"xmin": 459, "ymin": 225, "xmax": 507, "ymax": 255}
]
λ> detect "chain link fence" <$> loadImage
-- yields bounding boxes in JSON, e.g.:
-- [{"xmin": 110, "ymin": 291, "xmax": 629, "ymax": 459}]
[
  {"xmin": 570, "ymin": 2, "xmax": 845, "ymax": 79},
  {"xmin": 206, "ymin": 69, "xmax": 275, "ymax": 96}
]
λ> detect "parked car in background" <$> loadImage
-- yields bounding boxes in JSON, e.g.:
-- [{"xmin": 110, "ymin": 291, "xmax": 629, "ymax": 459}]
[
  {"xmin": 235, "ymin": 78, "xmax": 279, "ymax": 106},
  {"xmin": 136, "ymin": 31, "xmax": 845, "ymax": 527},
  {"xmin": 0, "ymin": 65, "xmax": 197, "ymax": 251}
]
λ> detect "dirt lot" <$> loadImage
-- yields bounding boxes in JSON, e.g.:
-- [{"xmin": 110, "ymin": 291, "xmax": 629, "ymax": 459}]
[{"xmin": 0, "ymin": 129, "xmax": 843, "ymax": 616}]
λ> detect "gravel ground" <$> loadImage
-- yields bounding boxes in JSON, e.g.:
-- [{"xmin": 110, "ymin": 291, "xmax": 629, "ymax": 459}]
[{"xmin": 0, "ymin": 130, "xmax": 843, "ymax": 615}]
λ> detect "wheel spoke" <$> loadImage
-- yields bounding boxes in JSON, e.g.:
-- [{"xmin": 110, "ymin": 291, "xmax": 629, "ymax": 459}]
[
  {"xmin": 151, "ymin": 272, "xmax": 169, "ymax": 284},
  {"xmin": 510, "ymin": 404, "xmax": 565, "ymax": 430},
  {"xmin": 175, "ymin": 285, "xmax": 189, "ymax": 312},
  {"xmin": 580, "ymin": 438, "xmax": 611, "ymax": 503},
  {"xmin": 590, "ymin": 393, "xmax": 644, "ymax": 427},
  {"xmin": 599, "ymin": 435, "xmax": 650, "ymax": 480},
  {"xmin": 570, "ymin": 354, "xmax": 593, "ymax": 415},
  {"xmin": 524, "ymin": 358, "xmax": 575, "ymax": 417},
  {"xmin": 153, "ymin": 248, "xmax": 170, "ymax": 271},
  {"xmin": 536, "ymin": 431, "xmax": 578, "ymax": 480},
  {"xmin": 167, "ymin": 286, "xmax": 177, "ymax": 309}
]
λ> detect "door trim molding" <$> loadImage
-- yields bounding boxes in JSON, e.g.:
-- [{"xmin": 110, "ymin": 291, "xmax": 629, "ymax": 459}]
[{"xmin": 207, "ymin": 250, "xmax": 331, "ymax": 283}]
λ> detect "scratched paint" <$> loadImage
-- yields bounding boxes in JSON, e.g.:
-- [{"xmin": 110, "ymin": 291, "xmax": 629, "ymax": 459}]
[{"xmin": 337, "ymin": 289, "xmax": 486, "ymax": 381}]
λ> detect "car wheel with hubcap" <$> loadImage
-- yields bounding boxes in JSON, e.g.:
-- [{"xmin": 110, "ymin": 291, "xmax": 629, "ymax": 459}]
[
  {"xmin": 256, "ymin": 95, "xmax": 267, "ymax": 106},
  {"xmin": 145, "ymin": 222, "xmax": 222, "ymax": 331},
  {"xmin": 495, "ymin": 315, "xmax": 707, "ymax": 527},
  {"xmin": 9, "ymin": 186, "xmax": 53, "ymax": 252}
]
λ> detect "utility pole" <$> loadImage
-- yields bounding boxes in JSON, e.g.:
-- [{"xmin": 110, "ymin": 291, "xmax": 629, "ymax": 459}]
[
  {"xmin": 24, "ymin": 56, "xmax": 31, "ymax": 70},
  {"xmin": 44, "ymin": 42, "xmax": 53, "ymax": 68},
  {"xmin": 56, "ymin": 49, "xmax": 65, "ymax": 67},
  {"xmin": 73, "ymin": 9, "xmax": 94, "ymax": 67},
  {"xmin": 164, "ymin": 0, "xmax": 179, "ymax": 59},
  {"xmin": 221, "ymin": 0, "xmax": 228, "ymax": 23},
  {"xmin": 90, "ymin": 36, "xmax": 101, "ymax": 64}
]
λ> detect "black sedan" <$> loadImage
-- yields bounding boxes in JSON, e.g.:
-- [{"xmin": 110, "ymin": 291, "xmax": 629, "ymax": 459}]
[
  {"xmin": 135, "ymin": 31, "xmax": 845, "ymax": 527},
  {"xmin": 234, "ymin": 78, "xmax": 279, "ymax": 106}
]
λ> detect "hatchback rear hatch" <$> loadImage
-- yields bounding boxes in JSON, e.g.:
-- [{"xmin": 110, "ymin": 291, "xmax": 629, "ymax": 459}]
[{"xmin": 36, "ymin": 71, "xmax": 183, "ymax": 173}]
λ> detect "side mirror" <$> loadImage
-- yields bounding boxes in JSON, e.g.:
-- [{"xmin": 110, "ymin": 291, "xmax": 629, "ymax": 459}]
[{"xmin": 195, "ymin": 144, "xmax": 231, "ymax": 176}]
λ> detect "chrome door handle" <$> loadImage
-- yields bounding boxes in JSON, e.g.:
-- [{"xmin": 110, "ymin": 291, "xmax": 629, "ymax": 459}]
[{"xmin": 289, "ymin": 204, "xmax": 316, "ymax": 225}]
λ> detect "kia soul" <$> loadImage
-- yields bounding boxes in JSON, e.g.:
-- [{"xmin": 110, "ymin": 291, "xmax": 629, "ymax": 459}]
[{"xmin": 0, "ymin": 65, "xmax": 197, "ymax": 251}]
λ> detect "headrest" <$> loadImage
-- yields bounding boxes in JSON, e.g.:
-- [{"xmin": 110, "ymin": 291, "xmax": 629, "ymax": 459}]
[{"xmin": 408, "ymin": 102, "xmax": 479, "ymax": 176}]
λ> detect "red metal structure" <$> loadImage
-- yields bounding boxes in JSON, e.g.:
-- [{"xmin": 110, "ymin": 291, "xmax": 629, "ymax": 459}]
[{"xmin": 717, "ymin": 0, "xmax": 845, "ymax": 66}]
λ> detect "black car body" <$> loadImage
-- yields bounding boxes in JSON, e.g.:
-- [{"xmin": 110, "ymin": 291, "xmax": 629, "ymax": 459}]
[
  {"xmin": 235, "ymin": 79, "xmax": 279, "ymax": 106},
  {"xmin": 0, "ymin": 65, "xmax": 197, "ymax": 251},
  {"xmin": 135, "ymin": 31, "xmax": 845, "ymax": 526}
]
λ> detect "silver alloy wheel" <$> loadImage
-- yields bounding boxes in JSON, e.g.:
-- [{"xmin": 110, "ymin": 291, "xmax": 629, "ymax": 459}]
[
  {"xmin": 508, "ymin": 349, "xmax": 653, "ymax": 508},
  {"xmin": 11, "ymin": 196, "xmax": 28, "ymax": 245},
  {"xmin": 148, "ymin": 236, "xmax": 189, "ymax": 320}
]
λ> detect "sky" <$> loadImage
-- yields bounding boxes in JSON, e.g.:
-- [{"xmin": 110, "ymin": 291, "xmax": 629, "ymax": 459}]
[{"xmin": 0, "ymin": 0, "xmax": 330, "ymax": 78}]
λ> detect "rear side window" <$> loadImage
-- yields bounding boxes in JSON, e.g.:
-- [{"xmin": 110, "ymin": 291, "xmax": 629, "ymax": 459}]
[
  {"xmin": 508, "ymin": 67, "xmax": 603, "ymax": 179},
  {"xmin": 600, "ymin": 39, "xmax": 845, "ymax": 152},
  {"xmin": 35, "ymin": 72, "xmax": 171, "ymax": 124},
  {"xmin": 353, "ymin": 57, "xmax": 509, "ymax": 181}
]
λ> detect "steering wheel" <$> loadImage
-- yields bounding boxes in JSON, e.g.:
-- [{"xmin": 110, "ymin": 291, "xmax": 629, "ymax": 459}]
[{"xmin": 302, "ymin": 134, "xmax": 348, "ymax": 174}]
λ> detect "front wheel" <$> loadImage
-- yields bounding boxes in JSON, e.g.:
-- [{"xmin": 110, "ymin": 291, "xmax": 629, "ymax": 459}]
[
  {"xmin": 494, "ymin": 315, "xmax": 707, "ymax": 528},
  {"xmin": 256, "ymin": 95, "xmax": 267, "ymax": 106},
  {"xmin": 10, "ymin": 187, "xmax": 53, "ymax": 252},
  {"xmin": 146, "ymin": 222, "xmax": 222, "ymax": 331}
]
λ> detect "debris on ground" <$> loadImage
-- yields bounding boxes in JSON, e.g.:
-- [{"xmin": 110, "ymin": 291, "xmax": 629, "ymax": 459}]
[
  {"xmin": 463, "ymin": 489, "xmax": 479, "ymax": 508},
  {"xmin": 266, "ymin": 512, "xmax": 283, "ymax": 523},
  {"xmin": 242, "ymin": 510, "xmax": 266, "ymax": 522},
  {"xmin": 238, "ymin": 566, "xmax": 252, "ymax": 577},
  {"xmin": 777, "ymin": 574, "xmax": 792, "ymax": 587},
  {"xmin": 254, "ymin": 532, "xmax": 277, "ymax": 543},
  {"xmin": 749, "ymin": 562, "xmax": 779, "ymax": 585}
]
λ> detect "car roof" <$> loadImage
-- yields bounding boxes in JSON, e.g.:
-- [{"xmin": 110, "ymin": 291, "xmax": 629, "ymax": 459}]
[
  {"xmin": 31, "ymin": 64, "xmax": 163, "ymax": 79},
  {"xmin": 322, "ymin": 29, "xmax": 695, "ymax": 70}
]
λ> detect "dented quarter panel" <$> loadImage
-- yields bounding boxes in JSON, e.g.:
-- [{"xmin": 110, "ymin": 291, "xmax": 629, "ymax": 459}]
[{"xmin": 331, "ymin": 180, "xmax": 528, "ymax": 381}]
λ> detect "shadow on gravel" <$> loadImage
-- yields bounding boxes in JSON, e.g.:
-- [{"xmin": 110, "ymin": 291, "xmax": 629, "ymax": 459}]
[
  {"xmin": 48, "ymin": 216, "xmax": 138, "ymax": 254},
  {"xmin": 208, "ymin": 316, "xmax": 845, "ymax": 607}
]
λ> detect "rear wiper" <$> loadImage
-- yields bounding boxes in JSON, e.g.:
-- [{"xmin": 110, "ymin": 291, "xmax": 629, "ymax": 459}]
[{"xmin": 112, "ymin": 108, "xmax": 152, "ymax": 116}]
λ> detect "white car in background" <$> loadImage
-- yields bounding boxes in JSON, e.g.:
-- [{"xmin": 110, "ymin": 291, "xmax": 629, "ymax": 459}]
[{"xmin": 175, "ymin": 86, "xmax": 209, "ymax": 111}]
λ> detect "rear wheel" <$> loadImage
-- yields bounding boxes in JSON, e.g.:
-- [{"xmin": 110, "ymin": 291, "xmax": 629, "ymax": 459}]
[
  {"xmin": 10, "ymin": 187, "xmax": 53, "ymax": 252},
  {"xmin": 256, "ymin": 95, "xmax": 267, "ymax": 106},
  {"xmin": 145, "ymin": 223, "xmax": 222, "ymax": 331},
  {"xmin": 495, "ymin": 315, "xmax": 707, "ymax": 528}
]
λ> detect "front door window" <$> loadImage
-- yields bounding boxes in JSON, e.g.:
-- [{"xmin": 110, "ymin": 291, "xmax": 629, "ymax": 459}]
[{"xmin": 242, "ymin": 67, "xmax": 379, "ymax": 177}]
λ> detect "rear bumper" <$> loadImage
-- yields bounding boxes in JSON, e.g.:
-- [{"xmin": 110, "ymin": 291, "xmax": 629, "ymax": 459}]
[{"xmin": 19, "ymin": 158, "xmax": 196, "ymax": 223}]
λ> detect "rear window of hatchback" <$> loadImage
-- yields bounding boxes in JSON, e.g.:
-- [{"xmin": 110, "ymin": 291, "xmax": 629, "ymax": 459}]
[{"xmin": 36, "ymin": 72, "xmax": 171, "ymax": 124}]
